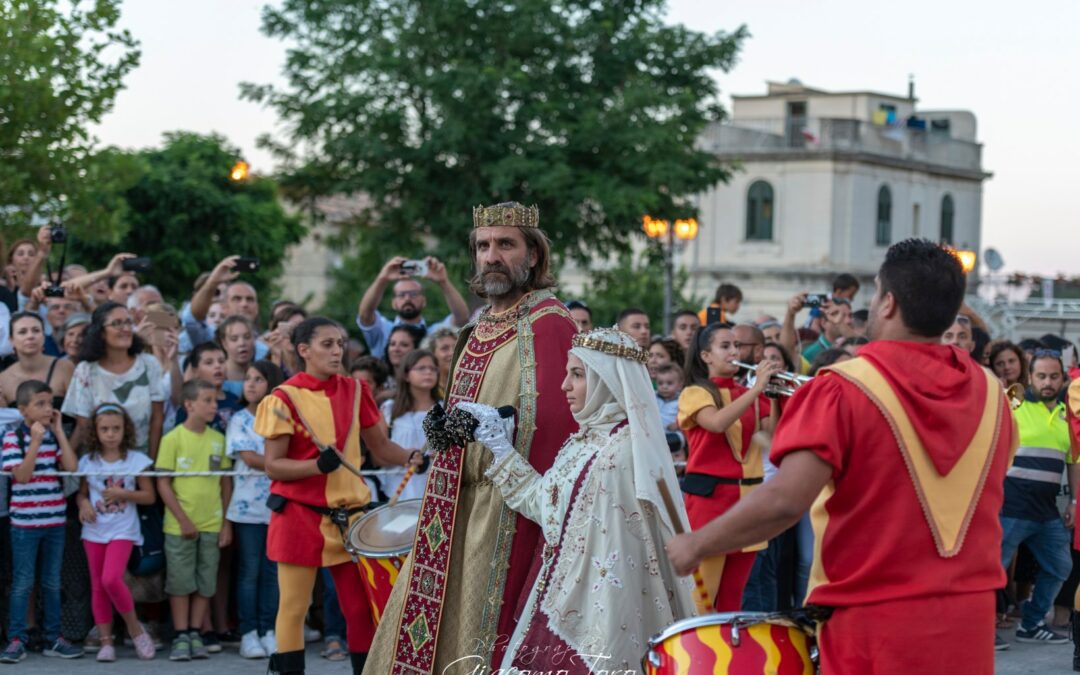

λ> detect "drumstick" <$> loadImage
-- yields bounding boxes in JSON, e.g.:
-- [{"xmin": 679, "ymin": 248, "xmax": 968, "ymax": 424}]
[
  {"xmin": 272, "ymin": 408, "xmax": 365, "ymax": 480},
  {"xmin": 656, "ymin": 479, "xmax": 712, "ymax": 614},
  {"xmin": 387, "ymin": 465, "xmax": 416, "ymax": 508}
]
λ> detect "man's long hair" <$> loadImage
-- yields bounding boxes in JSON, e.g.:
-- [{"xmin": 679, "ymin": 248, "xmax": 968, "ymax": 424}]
[{"xmin": 467, "ymin": 223, "xmax": 557, "ymax": 299}]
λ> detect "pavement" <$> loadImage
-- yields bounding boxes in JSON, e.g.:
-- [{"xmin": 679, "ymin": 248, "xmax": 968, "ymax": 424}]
[
  {"xmin": 996, "ymin": 628, "xmax": 1076, "ymax": 674},
  {"xmin": 0, "ymin": 631, "xmax": 1076, "ymax": 673},
  {"xmin": 5, "ymin": 643, "xmax": 351, "ymax": 674}
]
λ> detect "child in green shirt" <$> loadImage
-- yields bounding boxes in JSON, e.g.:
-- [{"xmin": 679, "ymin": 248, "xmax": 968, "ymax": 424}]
[{"xmin": 156, "ymin": 379, "xmax": 233, "ymax": 661}]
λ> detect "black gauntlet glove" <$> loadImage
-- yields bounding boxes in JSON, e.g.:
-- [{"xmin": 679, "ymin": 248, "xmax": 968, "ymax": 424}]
[{"xmin": 316, "ymin": 446, "xmax": 343, "ymax": 473}]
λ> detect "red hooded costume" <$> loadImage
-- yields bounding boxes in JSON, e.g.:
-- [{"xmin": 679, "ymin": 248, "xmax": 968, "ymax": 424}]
[{"xmin": 771, "ymin": 341, "xmax": 1017, "ymax": 675}]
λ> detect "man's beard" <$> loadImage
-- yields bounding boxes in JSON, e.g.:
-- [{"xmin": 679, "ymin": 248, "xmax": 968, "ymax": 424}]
[
  {"xmin": 1038, "ymin": 387, "xmax": 1061, "ymax": 403},
  {"xmin": 398, "ymin": 303, "xmax": 421, "ymax": 321},
  {"xmin": 474, "ymin": 260, "xmax": 531, "ymax": 299}
]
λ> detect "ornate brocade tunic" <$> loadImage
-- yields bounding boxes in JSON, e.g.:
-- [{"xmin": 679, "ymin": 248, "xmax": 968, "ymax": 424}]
[{"xmin": 365, "ymin": 290, "xmax": 578, "ymax": 675}]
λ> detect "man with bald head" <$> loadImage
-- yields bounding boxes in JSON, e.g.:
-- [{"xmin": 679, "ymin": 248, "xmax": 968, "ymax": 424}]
[
  {"xmin": 734, "ymin": 323, "xmax": 766, "ymax": 365},
  {"xmin": 355, "ymin": 255, "xmax": 470, "ymax": 359}
]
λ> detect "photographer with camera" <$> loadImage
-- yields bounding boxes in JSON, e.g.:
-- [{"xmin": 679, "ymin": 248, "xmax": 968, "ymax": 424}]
[
  {"xmin": 779, "ymin": 292, "xmax": 855, "ymax": 373},
  {"xmin": 16, "ymin": 225, "xmax": 63, "ymax": 304},
  {"xmin": 59, "ymin": 252, "xmax": 139, "ymax": 308},
  {"xmin": 180, "ymin": 256, "xmax": 269, "ymax": 360},
  {"xmin": 355, "ymin": 255, "xmax": 469, "ymax": 359}
]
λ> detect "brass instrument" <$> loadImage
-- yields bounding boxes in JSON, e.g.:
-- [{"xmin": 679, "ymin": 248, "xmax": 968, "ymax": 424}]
[
  {"xmin": 1005, "ymin": 383, "xmax": 1025, "ymax": 411},
  {"xmin": 731, "ymin": 360, "xmax": 812, "ymax": 397}
]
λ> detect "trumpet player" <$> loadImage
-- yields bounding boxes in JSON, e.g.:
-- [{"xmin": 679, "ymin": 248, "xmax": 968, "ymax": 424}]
[
  {"xmin": 667, "ymin": 239, "xmax": 1016, "ymax": 675},
  {"xmin": 676, "ymin": 322, "xmax": 780, "ymax": 610}
]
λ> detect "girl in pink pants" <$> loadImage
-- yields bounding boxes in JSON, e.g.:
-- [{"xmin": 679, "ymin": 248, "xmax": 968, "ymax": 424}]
[{"xmin": 76, "ymin": 404, "xmax": 157, "ymax": 661}]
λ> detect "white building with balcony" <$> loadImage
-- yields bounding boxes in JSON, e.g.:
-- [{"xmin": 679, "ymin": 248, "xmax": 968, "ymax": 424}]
[{"xmin": 683, "ymin": 79, "xmax": 991, "ymax": 317}]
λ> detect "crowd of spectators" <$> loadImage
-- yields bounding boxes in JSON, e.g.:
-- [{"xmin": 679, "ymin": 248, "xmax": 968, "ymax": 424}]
[{"xmin": 0, "ymin": 226, "xmax": 1078, "ymax": 668}]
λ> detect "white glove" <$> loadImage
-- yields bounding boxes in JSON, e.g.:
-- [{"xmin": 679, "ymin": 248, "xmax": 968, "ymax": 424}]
[{"xmin": 456, "ymin": 402, "xmax": 516, "ymax": 463}]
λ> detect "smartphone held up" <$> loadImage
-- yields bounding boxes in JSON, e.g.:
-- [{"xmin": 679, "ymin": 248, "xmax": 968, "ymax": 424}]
[{"xmin": 401, "ymin": 259, "xmax": 429, "ymax": 278}]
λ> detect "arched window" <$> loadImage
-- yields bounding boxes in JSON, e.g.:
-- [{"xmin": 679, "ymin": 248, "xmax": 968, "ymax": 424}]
[
  {"xmin": 745, "ymin": 180, "xmax": 774, "ymax": 241},
  {"xmin": 876, "ymin": 185, "xmax": 892, "ymax": 246},
  {"xmin": 940, "ymin": 194, "xmax": 955, "ymax": 245}
]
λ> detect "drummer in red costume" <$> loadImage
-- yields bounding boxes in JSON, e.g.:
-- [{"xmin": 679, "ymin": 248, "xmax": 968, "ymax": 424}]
[
  {"xmin": 667, "ymin": 238, "xmax": 1017, "ymax": 675},
  {"xmin": 255, "ymin": 317, "xmax": 424, "ymax": 675},
  {"xmin": 677, "ymin": 323, "xmax": 780, "ymax": 610}
]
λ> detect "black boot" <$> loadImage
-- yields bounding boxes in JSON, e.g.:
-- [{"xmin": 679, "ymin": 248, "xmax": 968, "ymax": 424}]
[
  {"xmin": 350, "ymin": 651, "xmax": 368, "ymax": 675},
  {"xmin": 268, "ymin": 649, "xmax": 306, "ymax": 675},
  {"xmin": 1073, "ymin": 611, "xmax": 1080, "ymax": 671}
]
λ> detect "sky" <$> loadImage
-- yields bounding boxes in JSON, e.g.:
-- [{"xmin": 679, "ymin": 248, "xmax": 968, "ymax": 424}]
[{"xmin": 94, "ymin": 0, "xmax": 1079, "ymax": 275}]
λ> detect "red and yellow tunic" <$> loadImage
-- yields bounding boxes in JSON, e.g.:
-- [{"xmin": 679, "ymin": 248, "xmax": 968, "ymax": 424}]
[
  {"xmin": 254, "ymin": 372, "xmax": 382, "ymax": 567},
  {"xmin": 678, "ymin": 377, "xmax": 771, "ymax": 523},
  {"xmin": 678, "ymin": 377, "xmax": 771, "ymax": 609},
  {"xmin": 771, "ymin": 341, "xmax": 1016, "ymax": 674}
]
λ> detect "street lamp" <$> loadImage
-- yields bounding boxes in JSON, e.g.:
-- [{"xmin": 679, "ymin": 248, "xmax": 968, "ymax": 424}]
[
  {"xmin": 946, "ymin": 247, "xmax": 977, "ymax": 275},
  {"xmin": 643, "ymin": 215, "xmax": 700, "ymax": 334},
  {"xmin": 229, "ymin": 160, "xmax": 250, "ymax": 182}
]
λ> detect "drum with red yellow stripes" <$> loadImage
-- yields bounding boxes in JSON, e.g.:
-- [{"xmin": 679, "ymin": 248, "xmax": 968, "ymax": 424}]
[
  {"xmin": 643, "ymin": 612, "xmax": 817, "ymax": 675},
  {"xmin": 346, "ymin": 499, "xmax": 421, "ymax": 627}
]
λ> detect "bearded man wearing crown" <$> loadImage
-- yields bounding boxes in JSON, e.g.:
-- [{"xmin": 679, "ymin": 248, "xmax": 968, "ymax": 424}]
[{"xmin": 365, "ymin": 203, "xmax": 579, "ymax": 674}]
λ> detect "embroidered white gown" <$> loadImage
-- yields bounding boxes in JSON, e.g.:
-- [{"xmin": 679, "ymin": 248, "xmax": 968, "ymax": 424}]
[{"xmin": 486, "ymin": 424, "xmax": 695, "ymax": 673}]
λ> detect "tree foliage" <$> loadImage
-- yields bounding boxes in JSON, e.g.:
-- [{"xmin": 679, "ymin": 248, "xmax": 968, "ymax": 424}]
[
  {"xmin": 581, "ymin": 246, "xmax": 702, "ymax": 329},
  {"xmin": 0, "ymin": 0, "xmax": 141, "ymax": 236},
  {"xmin": 243, "ymin": 0, "xmax": 745, "ymax": 310},
  {"xmin": 70, "ymin": 132, "xmax": 306, "ymax": 305}
]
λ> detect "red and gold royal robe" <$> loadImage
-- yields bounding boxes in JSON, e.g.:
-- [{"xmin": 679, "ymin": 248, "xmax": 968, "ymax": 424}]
[
  {"xmin": 771, "ymin": 341, "xmax": 1017, "ymax": 674},
  {"xmin": 365, "ymin": 289, "xmax": 578, "ymax": 675},
  {"xmin": 254, "ymin": 372, "xmax": 381, "ymax": 567}
]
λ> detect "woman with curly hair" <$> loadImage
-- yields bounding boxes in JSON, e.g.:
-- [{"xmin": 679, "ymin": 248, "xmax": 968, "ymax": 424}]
[{"xmin": 62, "ymin": 302, "xmax": 166, "ymax": 456}]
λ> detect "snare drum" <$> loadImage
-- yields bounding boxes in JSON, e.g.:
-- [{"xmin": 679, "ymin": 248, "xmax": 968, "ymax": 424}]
[
  {"xmin": 643, "ymin": 612, "xmax": 816, "ymax": 675},
  {"xmin": 346, "ymin": 499, "xmax": 421, "ymax": 625}
]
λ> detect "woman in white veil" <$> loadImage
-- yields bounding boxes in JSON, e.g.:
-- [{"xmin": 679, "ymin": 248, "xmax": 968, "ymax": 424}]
[{"xmin": 459, "ymin": 328, "xmax": 695, "ymax": 673}]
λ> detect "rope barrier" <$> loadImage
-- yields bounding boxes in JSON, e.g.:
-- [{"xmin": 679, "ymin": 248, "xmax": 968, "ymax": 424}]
[{"xmin": 0, "ymin": 468, "xmax": 407, "ymax": 478}]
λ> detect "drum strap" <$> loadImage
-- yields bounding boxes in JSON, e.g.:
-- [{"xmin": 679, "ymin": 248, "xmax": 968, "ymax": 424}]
[{"xmin": 289, "ymin": 499, "xmax": 370, "ymax": 561}]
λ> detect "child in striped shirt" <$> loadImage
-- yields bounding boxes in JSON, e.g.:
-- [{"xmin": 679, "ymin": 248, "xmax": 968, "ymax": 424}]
[{"xmin": 0, "ymin": 380, "xmax": 81, "ymax": 663}]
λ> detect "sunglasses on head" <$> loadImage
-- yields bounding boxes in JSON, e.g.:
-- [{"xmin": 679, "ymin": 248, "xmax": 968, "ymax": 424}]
[{"xmin": 1033, "ymin": 348, "xmax": 1061, "ymax": 358}]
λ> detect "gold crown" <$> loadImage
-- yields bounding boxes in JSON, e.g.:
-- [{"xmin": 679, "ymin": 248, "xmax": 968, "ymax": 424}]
[
  {"xmin": 572, "ymin": 328, "xmax": 650, "ymax": 364},
  {"xmin": 472, "ymin": 203, "xmax": 540, "ymax": 229}
]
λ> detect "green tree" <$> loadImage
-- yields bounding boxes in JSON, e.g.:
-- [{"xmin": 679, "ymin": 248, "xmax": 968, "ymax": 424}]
[
  {"xmin": 581, "ymin": 246, "xmax": 702, "ymax": 329},
  {"xmin": 70, "ymin": 132, "xmax": 306, "ymax": 306},
  {"xmin": 0, "ymin": 0, "xmax": 140, "ymax": 237},
  {"xmin": 243, "ymin": 0, "xmax": 745, "ymax": 313}
]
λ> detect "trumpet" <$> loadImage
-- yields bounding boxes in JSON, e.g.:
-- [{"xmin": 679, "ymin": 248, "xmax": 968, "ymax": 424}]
[
  {"xmin": 1005, "ymin": 383, "xmax": 1025, "ymax": 411},
  {"xmin": 731, "ymin": 360, "xmax": 812, "ymax": 397}
]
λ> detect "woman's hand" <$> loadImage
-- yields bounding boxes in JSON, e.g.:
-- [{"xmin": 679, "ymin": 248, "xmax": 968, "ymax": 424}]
[
  {"xmin": 749, "ymin": 359, "xmax": 783, "ymax": 395},
  {"xmin": 455, "ymin": 403, "xmax": 515, "ymax": 463}
]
